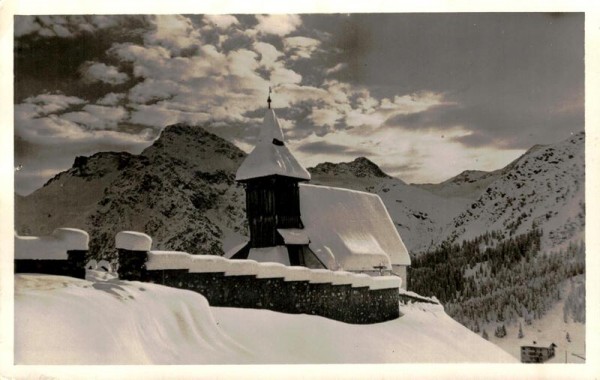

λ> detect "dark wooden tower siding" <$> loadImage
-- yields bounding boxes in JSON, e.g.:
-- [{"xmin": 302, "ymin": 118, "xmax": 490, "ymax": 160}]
[{"xmin": 245, "ymin": 176, "xmax": 303, "ymax": 248}]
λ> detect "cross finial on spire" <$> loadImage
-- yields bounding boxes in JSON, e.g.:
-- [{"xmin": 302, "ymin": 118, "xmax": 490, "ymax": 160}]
[{"xmin": 267, "ymin": 86, "xmax": 272, "ymax": 109}]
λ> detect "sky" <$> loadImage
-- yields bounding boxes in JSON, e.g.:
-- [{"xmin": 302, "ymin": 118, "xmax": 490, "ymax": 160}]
[{"xmin": 13, "ymin": 13, "xmax": 584, "ymax": 195}]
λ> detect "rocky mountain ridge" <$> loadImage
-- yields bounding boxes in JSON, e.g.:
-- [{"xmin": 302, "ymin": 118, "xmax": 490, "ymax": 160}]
[{"xmin": 15, "ymin": 126, "xmax": 585, "ymax": 258}]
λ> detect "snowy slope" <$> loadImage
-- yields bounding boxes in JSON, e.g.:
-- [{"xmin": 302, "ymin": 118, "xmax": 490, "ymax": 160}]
[
  {"xmin": 488, "ymin": 275, "xmax": 586, "ymax": 363},
  {"xmin": 415, "ymin": 169, "xmax": 501, "ymax": 201},
  {"xmin": 14, "ymin": 274, "xmax": 516, "ymax": 364},
  {"xmin": 443, "ymin": 132, "xmax": 585, "ymax": 250}
]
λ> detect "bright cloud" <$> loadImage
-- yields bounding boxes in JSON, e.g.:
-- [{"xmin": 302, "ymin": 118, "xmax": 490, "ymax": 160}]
[
  {"xmin": 22, "ymin": 94, "xmax": 87, "ymax": 115},
  {"xmin": 253, "ymin": 42, "xmax": 283, "ymax": 68},
  {"xmin": 254, "ymin": 14, "xmax": 302, "ymax": 36},
  {"xmin": 145, "ymin": 15, "xmax": 201, "ymax": 55},
  {"xmin": 129, "ymin": 103, "xmax": 211, "ymax": 128},
  {"xmin": 290, "ymin": 124, "xmax": 524, "ymax": 184},
  {"xmin": 284, "ymin": 36, "xmax": 321, "ymax": 59},
  {"xmin": 80, "ymin": 62, "xmax": 130, "ymax": 85},
  {"xmin": 202, "ymin": 15, "xmax": 239, "ymax": 30},
  {"xmin": 62, "ymin": 105, "xmax": 128, "ymax": 130}
]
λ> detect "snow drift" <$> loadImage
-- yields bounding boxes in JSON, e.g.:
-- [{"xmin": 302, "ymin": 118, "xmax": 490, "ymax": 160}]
[{"xmin": 14, "ymin": 274, "xmax": 516, "ymax": 364}]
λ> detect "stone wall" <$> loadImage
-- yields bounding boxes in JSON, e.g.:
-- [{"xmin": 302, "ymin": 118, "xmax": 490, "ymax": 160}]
[{"xmin": 117, "ymin": 232, "xmax": 401, "ymax": 325}]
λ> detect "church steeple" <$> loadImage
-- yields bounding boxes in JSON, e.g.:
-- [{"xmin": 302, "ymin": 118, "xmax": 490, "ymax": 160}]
[
  {"xmin": 234, "ymin": 94, "xmax": 311, "ymax": 249},
  {"xmin": 235, "ymin": 97, "xmax": 310, "ymax": 182}
]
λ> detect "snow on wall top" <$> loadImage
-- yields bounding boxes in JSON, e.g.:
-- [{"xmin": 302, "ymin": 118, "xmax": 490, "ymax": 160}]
[
  {"xmin": 115, "ymin": 231, "xmax": 152, "ymax": 251},
  {"xmin": 15, "ymin": 228, "xmax": 89, "ymax": 260},
  {"xmin": 147, "ymin": 251, "xmax": 192, "ymax": 270},
  {"xmin": 144, "ymin": 250, "xmax": 399, "ymax": 289},
  {"xmin": 235, "ymin": 109, "xmax": 311, "ymax": 182},
  {"xmin": 299, "ymin": 184, "xmax": 411, "ymax": 270}
]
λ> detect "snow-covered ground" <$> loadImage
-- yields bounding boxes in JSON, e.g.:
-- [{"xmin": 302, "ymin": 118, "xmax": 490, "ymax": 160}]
[
  {"xmin": 489, "ymin": 276, "xmax": 586, "ymax": 364},
  {"xmin": 14, "ymin": 273, "xmax": 515, "ymax": 364}
]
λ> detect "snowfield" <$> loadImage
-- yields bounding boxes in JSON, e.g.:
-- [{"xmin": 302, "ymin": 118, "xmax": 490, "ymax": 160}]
[{"xmin": 14, "ymin": 273, "xmax": 516, "ymax": 364}]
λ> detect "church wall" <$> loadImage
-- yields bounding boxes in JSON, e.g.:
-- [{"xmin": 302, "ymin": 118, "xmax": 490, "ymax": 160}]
[{"xmin": 119, "ymin": 248, "xmax": 400, "ymax": 324}]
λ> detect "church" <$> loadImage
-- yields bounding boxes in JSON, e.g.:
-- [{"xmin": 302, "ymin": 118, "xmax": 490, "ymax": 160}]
[{"xmin": 227, "ymin": 93, "xmax": 411, "ymax": 288}]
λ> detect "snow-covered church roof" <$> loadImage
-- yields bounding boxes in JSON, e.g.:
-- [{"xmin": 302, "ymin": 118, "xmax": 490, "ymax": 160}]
[
  {"xmin": 299, "ymin": 184, "xmax": 411, "ymax": 271},
  {"xmin": 236, "ymin": 109, "xmax": 311, "ymax": 182}
]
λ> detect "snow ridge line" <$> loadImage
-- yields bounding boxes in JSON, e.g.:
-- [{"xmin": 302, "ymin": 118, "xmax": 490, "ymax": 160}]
[{"xmin": 146, "ymin": 251, "xmax": 401, "ymax": 291}]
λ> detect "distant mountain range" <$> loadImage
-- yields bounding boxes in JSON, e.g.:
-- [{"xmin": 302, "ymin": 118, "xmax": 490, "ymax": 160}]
[{"xmin": 15, "ymin": 125, "xmax": 585, "ymax": 260}]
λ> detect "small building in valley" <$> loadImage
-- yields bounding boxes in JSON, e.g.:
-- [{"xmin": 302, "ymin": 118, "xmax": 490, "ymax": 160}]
[
  {"xmin": 520, "ymin": 342, "xmax": 557, "ymax": 363},
  {"xmin": 228, "ymin": 94, "xmax": 410, "ymax": 287}
]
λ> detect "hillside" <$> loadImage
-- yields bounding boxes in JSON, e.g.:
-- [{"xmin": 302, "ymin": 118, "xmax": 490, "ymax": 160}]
[
  {"xmin": 415, "ymin": 169, "xmax": 501, "ymax": 201},
  {"xmin": 443, "ymin": 132, "xmax": 585, "ymax": 251},
  {"xmin": 15, "ymin": 124, "xmax": 248, "ymax": 259},
  {"xmin": 14, "ymin": 273, "xmax": 517, "ymax": 364}
]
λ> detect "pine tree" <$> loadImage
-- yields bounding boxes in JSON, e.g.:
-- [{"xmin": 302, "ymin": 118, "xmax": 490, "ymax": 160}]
[
  {"xmin": 518, "ymin": 323, "xmax": 524, "ymax": 339},
  {"xmin": 482, "ymin": 330, "xmax": 489, "ymax": 340},
  {"xmin": 566, "ymin": 332, "xmax": 571, "ymax": 343}
]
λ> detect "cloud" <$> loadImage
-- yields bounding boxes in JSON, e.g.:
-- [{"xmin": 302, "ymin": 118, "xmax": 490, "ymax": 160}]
[
  {"xmin": 296, "ymin": 140, "xmax": 371, "ymax": 156},
  {"xmin": 14, "ymin": 17, "xmax": 42, "ymax": 37},
  {"xmin": 383, "ymin": 99, "xmax": 583, "ymax": 149},
  {"xmin": 202, "ymin": 15, "xmax": 239, "ymax": 30},
  {"xmin": 284, "ymin": 36, "xmax": 321, "ymax": 60},
  {"xmin": 61, "ymin": 105, "xmax": 129, "ymax": 130},
  {"xmin": 79, "ymin": 61, "xmax": 130, "ymax": 85},
  {"xmin": 14, "ymin": 15, "xmax": 150, "ymax": 38},
  {"xmin": 254, "ymin": 15, "xmax": 302, "ymax": 36},
  {"xmin": 109, "ymin": 42, "xmax": 171, "ymax": 63},
  {"xmin": 110, "ymin": 42, "xmax": 228, "ymax": 81},
  {"xmin": 21, "ymin": 94, "xmax": 87, "ymax": 115},
  {"xmin": 128, "ymin": 79, "xmax": 185, "ymax": 104},
  {"xmin": 253, "ymin": 42, "xmax": 283, "ymax": 68},
  {"xmin": 97, "ymin": 92, "xmax": 126, "ymax": 106},
  {"xmin": 325, "ymin": 63, "xmax": 347, "ymax": 75},
  {"xmin": 129, "ymin": 103, "xmax": 211, "ymax": 128},
  {"xmin": 144, "ymin": 15, "xmax": 202, "ymax": 55}
]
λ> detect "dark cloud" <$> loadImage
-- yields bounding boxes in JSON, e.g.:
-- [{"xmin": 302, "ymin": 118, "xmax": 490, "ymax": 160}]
[
  {"xmin": 384, "ymin": 99, "xmax": 584, "ymax": 148},
  {"xmin": 380, "ymin": 162, "xmax": 423, "ymax": 174},
  {"xmin": 220, "ymin": 30, "xmax": 255, "ymax": 52},
  {"xmin": 296, "ymin": 140, "xmax": 372, "ymax": 156},
  {"xmin": 307, "ymin": 13, "xmax": 584, "ymax": 148},
  {"xmin": 15, "ymin": 16, "xmax": 148, "ymax": 103}
]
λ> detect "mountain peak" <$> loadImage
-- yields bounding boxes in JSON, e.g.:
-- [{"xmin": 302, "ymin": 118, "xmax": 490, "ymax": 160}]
[
  {"xmin": 308, "ymin": 156, "xmax": 391, "ymax": 179},
  {"xmin": 142, "ymin": 124, "xmax": 246, "ymax": 171}
]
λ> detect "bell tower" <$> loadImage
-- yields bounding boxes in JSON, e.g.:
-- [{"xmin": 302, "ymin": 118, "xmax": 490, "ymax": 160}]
[{"xmin": 235, "ymin": 91, "xmax": 311, "ymax": 249}]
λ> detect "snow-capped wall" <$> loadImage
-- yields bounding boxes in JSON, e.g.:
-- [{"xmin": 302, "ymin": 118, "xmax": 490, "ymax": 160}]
[
  {"xmin": 15, "ymin": 228, "xmax": 89, "ymax": 260},
  {"xmin": 117, "ymin": 242, "xmax": 402, "ymax": 324},
  {"xmin": 14, "ymin": 228, "xmax": 89, "ymax": 279},
  {"xmin": 116, "ymin": 231, "xmax": 152, "ymax": 251},
  {"xmin": 143, "ymin": 249, "xmax": 401, "ymax": 290}
]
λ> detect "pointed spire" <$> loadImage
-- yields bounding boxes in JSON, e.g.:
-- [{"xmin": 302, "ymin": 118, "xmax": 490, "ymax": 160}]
[
  {"xmin": 235, "ymin": 106, "xmax": 311, "ymax": 182},
  {"xmin": 267, "ymin": 86, "xmax": 272, "ymax": 109}
]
